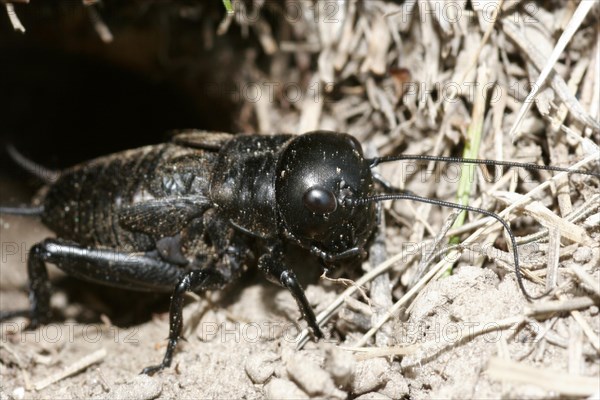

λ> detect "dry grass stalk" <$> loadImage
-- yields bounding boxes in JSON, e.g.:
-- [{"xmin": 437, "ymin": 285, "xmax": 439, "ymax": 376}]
[
  {"xmin": 507, "ymin": 0, "xmax": 599, "ymax": 139},
  {"xmin": 568, "ymin": 264, "xmax": 600, "ymax": 296},
  {"xmin": 486, "ymin": 357, "xmax": 598, "ymax": 396},
  {"xmin": 33, "ymin": 348, "xmax": 107, "ymax": 391},
  {"xmin": 5, "ymin": 3, "xmax": 25, "ymax": 32}
]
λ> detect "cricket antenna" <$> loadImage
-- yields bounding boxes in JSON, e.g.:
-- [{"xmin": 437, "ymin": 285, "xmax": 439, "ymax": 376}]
[
  {"xmin": 368, "ymin": 154, "xmax": 600, "ymax": 177},
  {"xmin": 362, "ymin": 153, "xmax": 599, "ymax": 298},
  {"xmin": 0, "ymin": 205, "xmax": 45, "ymax": 216},
  {"xmin": 6, "ymin": 144, "xmax": 60, "ymax": 184},
  {"xmin": 348, "ymin": 193, "xmax": 546, "ymax": 302}
]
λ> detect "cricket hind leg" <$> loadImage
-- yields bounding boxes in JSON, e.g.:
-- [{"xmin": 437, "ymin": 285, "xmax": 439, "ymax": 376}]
[
  {"xmin": 0, "ymin": 238, "xmax": 187, "ymax": 329},
  {"xmin": 0, "ymin": 242, "xmax": 54, "ymax": 328}
]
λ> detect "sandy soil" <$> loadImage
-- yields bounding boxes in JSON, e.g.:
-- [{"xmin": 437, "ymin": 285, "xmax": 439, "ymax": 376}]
[{"xmin": 1, "ymin": 207, "xmax": 599, "ymax": 399}]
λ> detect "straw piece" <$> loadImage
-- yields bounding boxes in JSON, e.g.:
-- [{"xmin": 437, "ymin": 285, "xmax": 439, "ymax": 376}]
[
  {"xmin": 506, "ymin": 0, "xmax": 598, "ymax": 140},
  {"xmin": 493, "ymin": 191, "xmax": 592, "ymax": 245},
  {"xmin": 34, "ymin": 348, "xmax": 107, "ymax": 391},
  {"xmin": 5, "ymin": 3, "xmax": 25, "ymax": 32},
  {"xmin": 487, "ymin": 357, "xmax": 598, "ymax": 396}
]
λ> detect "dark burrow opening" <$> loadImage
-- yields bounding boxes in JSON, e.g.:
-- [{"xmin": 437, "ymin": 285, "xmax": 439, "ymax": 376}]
[{"xmin": 0, "ymin": 4, "xmax": 249, "ymax": 327}]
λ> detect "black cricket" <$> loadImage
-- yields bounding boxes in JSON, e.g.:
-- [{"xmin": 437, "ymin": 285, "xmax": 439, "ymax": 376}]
[{"xmin": 0, "ymin": 130, "xmax": 597, "ymax": 375}]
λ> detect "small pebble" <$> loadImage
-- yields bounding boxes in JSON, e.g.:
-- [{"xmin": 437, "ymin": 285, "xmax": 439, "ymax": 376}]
[
  {"xmin": 11, "ymin": 387, "xmax": 25, "ymax": 400},
  {"xmin": 196, "ymin": 309, "xmax": 219, "ymax": 342},
  {"xmin": 245, "ymin": 351, "xmax": 278, "ymax": 384},
  {"xmin": 264, "ymin": 378, "xmax": 308, "ymax": 400},
  {"xmin": 573, "ymin": 247, "xmax": 592, "ymax": 264},
  {"xmin": 51, "ymin": 292, "xmax": 68, "ymax": 310},
  {"xmin": 583, "ymin": 213, "xmax": 599, "ymax": 229}
]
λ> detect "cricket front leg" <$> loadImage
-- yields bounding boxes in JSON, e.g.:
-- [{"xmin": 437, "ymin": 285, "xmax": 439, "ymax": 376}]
[
  {"xmin": 141, "ymin": 269, "xmax": 225, "ymax": 375},
  {"xmin": 258, "ymin": 245, "xmax": 323, "ymax": 340}
]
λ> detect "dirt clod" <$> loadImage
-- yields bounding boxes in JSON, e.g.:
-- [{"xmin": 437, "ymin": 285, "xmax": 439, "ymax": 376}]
[
  {"xmin": 379, "ymin": 370, "xmax": 409, "ymax": 399},
  {"xmin": 92, "ymin": 375, "xmax": 161, "ymax": 400},
  {"xmin": 350, "ymin": 358, "xmax": 389, "ymax": 395},
  {"xmin": 244, "ymin": 351, "xmax": 278, "ymax": 384},
  {"xmin": 354, "ymin": 392, "xmax": 393, "ymax": 400},
  {"xmin": 286, "ymin": 353, "xmax": 345, "ymax": 398},
  {"xmin": 324, "ymin": 344, "xmax": 355, "ymax": 387},
  {"xmin": 573, "ymin": 246, "xmax": 593, "ymax": 263},
  {"xmin": 263, "ymin": 378, "xmax": 308, "ymax": 400}
]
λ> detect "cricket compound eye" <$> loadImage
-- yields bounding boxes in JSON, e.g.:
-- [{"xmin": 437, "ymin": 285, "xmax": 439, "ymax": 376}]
[{"xmin": 303, "ymin": 186, "xmax": 337, "ymax": 214}]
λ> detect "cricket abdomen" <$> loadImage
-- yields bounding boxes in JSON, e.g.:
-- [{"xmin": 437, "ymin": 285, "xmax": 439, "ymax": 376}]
[{"xmin": 41, "ymin": 143, "xmax": 217, "ymax": 251}]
